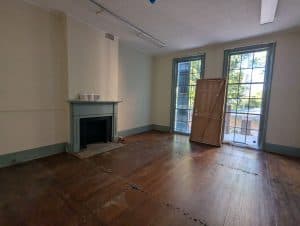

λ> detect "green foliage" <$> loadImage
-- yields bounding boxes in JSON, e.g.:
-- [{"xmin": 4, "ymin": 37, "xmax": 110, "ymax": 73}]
[
  {"xmin": 183, "ymin": 52, "xmax": 265, "ymax": 112},
  {"xmin": 189, "ymin": 60, "xmax": 201, "ymax": 85},
  {"xmin": 188, "ymin": 60, "xmax": 201, "ymax": 107},
  {"xmin": 227, "ymin": 54, "xmax": 263, "ymax": 111}
]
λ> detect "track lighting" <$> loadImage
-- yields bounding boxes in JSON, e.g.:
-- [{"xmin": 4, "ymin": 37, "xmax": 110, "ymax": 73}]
[{"xmin": 88, "ymin": 0, "xmax": 166, "ymax": 48}]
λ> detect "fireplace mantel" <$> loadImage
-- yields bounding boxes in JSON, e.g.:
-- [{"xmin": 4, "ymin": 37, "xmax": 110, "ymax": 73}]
[
  {"xmin": 69, "ymin": 100, "xmax": 121, "ymax": 104},
  {"xmin": 68, "ymin": 100, "xmax": 121, "ymax": 152}
]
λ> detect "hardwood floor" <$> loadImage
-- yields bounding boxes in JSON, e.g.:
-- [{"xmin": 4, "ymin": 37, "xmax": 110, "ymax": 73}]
[{"xmin": 0, "ymin": 131, "xmax": 300, "ymax": 226}]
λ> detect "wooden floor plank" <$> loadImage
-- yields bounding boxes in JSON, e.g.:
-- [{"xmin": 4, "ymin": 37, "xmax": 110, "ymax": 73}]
[{"xmin": 0, "ymin": 131, "xmax": 299, "ymax": 226}]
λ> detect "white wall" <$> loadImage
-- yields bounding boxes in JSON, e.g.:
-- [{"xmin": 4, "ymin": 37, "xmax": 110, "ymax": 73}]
[
  {"xmin": 66, "ymin": 16, "xmax": 119, "ymax": 100},
  {"xmin": 0, "ymin": 0, "xmax": 68, "ymax": 155},
  {"xmin": 118, "ymin": 42, "xmax": 152, "ymax": 131},
  {"xmin": 152, "ymin": 29, "xmax": 300, "ymax": 148}
]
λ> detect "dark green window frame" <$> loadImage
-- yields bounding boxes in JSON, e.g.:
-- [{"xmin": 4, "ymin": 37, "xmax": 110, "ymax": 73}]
[
  {"xmin": 222, "ymin": 43, "xmax": 276, "ymax": 149},
  {"xmin": 170, "ymin": 54, "xmax": 206, "ymax": 135}
]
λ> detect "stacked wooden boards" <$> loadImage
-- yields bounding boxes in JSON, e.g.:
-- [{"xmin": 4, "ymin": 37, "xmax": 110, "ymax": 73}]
[{"xmin": 190, "ymin": 78, "xmax": 227, "ymax": 146}]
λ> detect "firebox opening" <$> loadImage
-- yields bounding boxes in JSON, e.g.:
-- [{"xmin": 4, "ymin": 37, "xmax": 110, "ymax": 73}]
[{"xmin": 80, "ymin": 116, "xmax": 112, "ymax": 149}]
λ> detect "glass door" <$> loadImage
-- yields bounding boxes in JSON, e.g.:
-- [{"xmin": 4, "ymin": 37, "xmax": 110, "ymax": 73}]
[
  {"xmin": 172, "ymin": 55, "xmax": 205, "ymax": 134},
  {"xmin": 223, "ymin": 44, "xmax": 275, "ymax": 148}
]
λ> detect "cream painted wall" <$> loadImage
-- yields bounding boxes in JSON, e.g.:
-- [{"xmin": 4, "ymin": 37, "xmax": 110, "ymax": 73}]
[
  {"xmin": 152, "ymin": 29, "xmax": 300, "ymax": 148},
  {"xmin": 118, "ymin": 42, "xmax": 152, "ymax": 131},
  {"xmin": 0, "ymin": 0, "xmax": 68, "ymax": 155},
  {"xmin": 66, "ymin": 16, "xmax": 119, "ymax": 100}
]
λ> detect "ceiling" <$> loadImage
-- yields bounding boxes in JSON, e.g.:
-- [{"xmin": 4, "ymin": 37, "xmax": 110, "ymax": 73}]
[{"xmin": 25, "ymin": 0, "xmax": 300, "ymax": 55}]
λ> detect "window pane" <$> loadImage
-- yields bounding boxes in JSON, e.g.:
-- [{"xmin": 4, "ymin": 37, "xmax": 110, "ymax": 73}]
[
  {"xmin": 253, "ymin": 51, "xmax": 267, "ymax": 68},
  {"xmin": 240, "ymin": 69, "xmax": 252, "ymax": 83},
  {"xmin": 246, "ymin": 130, "xmax": 259, "ymax": 146},
  {"xmin": 178, "ymin": 86, "xmax": 189, "ymax": 94},
  {"xmin": 230, "ymin": 55, "xmax": 241, "ymax": 69},
  {"xmin": 239, "ymin": 84, "xmax": 250, "ymax": 98},
  {"xmin": 226, "ymin": 99, "xmax": 237, "ymax": 112},
  {"xmin": 190, "ymin": 60, "xmax": 200, "ymax": 75},
  {"xmin": 190, "ymin": 60, "xmax": 201, "ymax": 85},
  {"xmin": 177, "ymin": 73, "xmax": 189, "ymax": 86},
  {"xmin": 188, "ymin": 86, "xmax": 196, "ymax": 108},
  {"xmin": 225, "ymin": 113, "xmax": 237, "ymax": 128},
  {"xmin": 249, "ymin": 99, "xmax": 262, "ymax": 114},
  {"xmin": 187, "ymin": 109, "xmax": 193, "ymax": 122},
  {"xmin": 252, "ymin": 68, "xmax": 265, "ymax": 83},
  {"xmin": 227, "ymin": 84, "xmax": 239, "ymax": 98},
  {"xmin": 228, "ymin": 70, "xmax": 241, "ymax": 84},
  {"xmin": 233, "ymin": 127, "xmax": 245, "ymax": 143},
  {"xmin": 190, "ymin": 75, "xmax": 198, "ymax": 85},
  {"xmin": 223, "ymin": 127, "xmax": 235, "ymax": 142},
  {"xmin": 175, "ymin": 121, "xmax": 189, "ymax": 133},
  {"xmin": 176, "ymin": 93, "xmax": 189, "ymax": 108},
  {"xmin": 247, "ymin": 114, "xmax": 261, "ymax": 130},
  {"xmin": 175, "ymin": 58, "xmax": 202, "ymax": 134},
  {"xmin": 237, "ymin": 98, "xmax": 249, "ymax": 113},
  {"xmin": 224, "ymin": 48, "xmax": 269, "ymax": 148},
  {"xmin": 250, "ymin": 84, "xmax": 264, "ymax": 98},
  {"xmin": 175, "ymin": 109, "xmax": 189, "ymax": 122},
  {"xmin": 187, "ymin": 122, "xmax": 192, "ymax": 133},
  {"xmin": 241, "ymin": 53, "xmax": 254, "ymax": 69},
  {"xmin": 178, "ymin": 62, "xmax": 190, "ymax": 72},
  {"xmin": 235, "ymin": 113, "xmax": 248, "ymax": 129}
]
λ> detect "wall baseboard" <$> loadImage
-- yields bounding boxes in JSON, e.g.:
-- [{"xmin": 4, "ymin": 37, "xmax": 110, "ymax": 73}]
[
  {"xmin": 0, "ymin": 143, "xmax": 66, "ymax": 168},
  {"xmin": 118, "ymin": 125, "xmax": 153, "ymax": 137},
  {"xmin": 264, "ymin": 143, "xmax": 300, "ymax": 158},
  {"xmin": 152, "ymin": 124, "xmax": 170, "ymax": 132},
  {"xmin": 118, "ymin": 124, "xmax": 171, "ymax": 137}
]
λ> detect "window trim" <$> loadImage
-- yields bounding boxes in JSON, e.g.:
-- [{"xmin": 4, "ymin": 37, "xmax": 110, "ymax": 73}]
[
  {"xmin": 222, "ymin": 43, "xmax": 276, "ymax": 149},
  {"xmin": 170, "ymin": 54, "xmax": 206, "ymax": 134}
]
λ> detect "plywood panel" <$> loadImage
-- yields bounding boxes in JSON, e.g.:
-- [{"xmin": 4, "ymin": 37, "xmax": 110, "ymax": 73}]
[{"xmin": 190, "ymin": 79, "xmax": 226, "ymax": 146}]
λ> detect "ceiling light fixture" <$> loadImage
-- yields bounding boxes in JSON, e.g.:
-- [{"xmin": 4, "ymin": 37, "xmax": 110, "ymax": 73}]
[
  {"xmin": 89, "ymin": 0, "xmax": 166, "ymax": 48},
  {"xmin": 260, "ymin": 0, "xmax": 279, "ymax": 24}
]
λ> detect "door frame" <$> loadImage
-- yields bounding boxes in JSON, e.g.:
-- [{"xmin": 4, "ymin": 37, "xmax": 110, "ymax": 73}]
[
  {"xmin": 170, "ymin": 54, "xmax": 206, "ymax": 135},
  {"xmin": 222, "ymin": 43, "xmax": 276, "ymax": 149}
]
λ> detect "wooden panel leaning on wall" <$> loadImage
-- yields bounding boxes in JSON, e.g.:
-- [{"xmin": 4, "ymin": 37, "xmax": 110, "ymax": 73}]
[{"xmin": 190, "ymin": 78, "xmax": 227, "ymax": 146}]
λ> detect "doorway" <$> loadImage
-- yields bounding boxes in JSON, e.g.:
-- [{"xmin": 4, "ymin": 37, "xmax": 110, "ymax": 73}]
[
  {"xmin": 223, "ymin": 43, "xmax": 275, "ymax": 148},
  {"xmin": 171, "ymin": 55, "xmax": 205, "ymax": 134}
]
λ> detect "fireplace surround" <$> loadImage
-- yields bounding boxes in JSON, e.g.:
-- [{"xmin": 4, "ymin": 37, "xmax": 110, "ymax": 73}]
[{"xmin": 69, "ymin": 100, "xmax": 120, "ymax": 152}]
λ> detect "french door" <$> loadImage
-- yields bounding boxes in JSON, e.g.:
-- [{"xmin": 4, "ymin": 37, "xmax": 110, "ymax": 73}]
[
  {"xmin": 171, "ymin": 55, "xmax": 205, "ymax": 134},
  {"xmin": 223, "ymin": 44, "xmax": 275, "ymax": 148}
]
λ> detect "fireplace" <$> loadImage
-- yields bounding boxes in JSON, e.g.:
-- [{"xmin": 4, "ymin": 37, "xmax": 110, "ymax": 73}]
[
  {"xmin": 69, "ymin": 100, "xmax": 120, "ymax": 152},
  {"xmin": 80, "ymin": 116, "xmax": 112, "ymax": 149}
]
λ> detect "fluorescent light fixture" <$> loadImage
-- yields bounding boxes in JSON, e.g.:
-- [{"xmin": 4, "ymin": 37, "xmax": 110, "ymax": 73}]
[
  {"xmin": 89, "ymin": 0, "xmax": 166, "ymax": 48},
  {"xmin": 260, "ymin": 0, "xmax": 279, "ymax": 24}
]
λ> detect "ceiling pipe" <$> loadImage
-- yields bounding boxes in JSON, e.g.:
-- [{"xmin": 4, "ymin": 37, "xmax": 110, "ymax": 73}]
[{"xmin": 88, "ymin": 0, "xmax": 166, "ymax": 48}]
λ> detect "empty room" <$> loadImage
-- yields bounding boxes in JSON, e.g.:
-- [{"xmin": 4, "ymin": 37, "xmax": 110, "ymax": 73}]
[{"xmin": 1, "ymin": 0, "xmax": 300, "ymax": 225}]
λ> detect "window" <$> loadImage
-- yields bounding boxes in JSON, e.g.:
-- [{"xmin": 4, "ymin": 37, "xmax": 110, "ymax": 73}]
[
  {"xmin": 171, "ymin": 55, "xmax": 205, "ymax": 134},
  {"xmin": 223, "ymin": 44, "xmax": 275, "ymax": 148}
]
